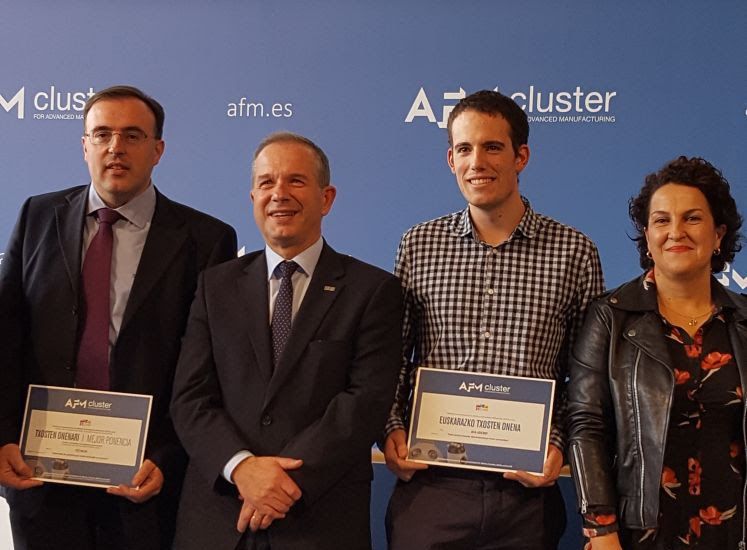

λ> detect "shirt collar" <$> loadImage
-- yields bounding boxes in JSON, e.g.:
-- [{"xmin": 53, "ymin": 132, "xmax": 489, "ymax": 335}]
[
  {"xmin": 86, "ymin": 182, "xmax": 156, "ymax": 229},
  {"xmin": 265, "ymin": 236, "xmax": 324, "ymax": 280},
  {"xmin": 451, "ymin": 196, "xmax": 543, "ymax": 241}
]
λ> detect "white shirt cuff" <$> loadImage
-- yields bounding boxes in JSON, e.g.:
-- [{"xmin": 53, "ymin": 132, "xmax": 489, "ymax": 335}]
[{"xmin": 223, "ymin": 450, "xmax": 254, "ymax": 483}]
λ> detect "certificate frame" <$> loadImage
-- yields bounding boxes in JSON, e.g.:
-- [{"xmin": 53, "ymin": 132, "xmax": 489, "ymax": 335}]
[
  {"xmin": 19, "ymin": 385, "xmax": 152, "ymax": 488},
  {"xmin": 407, "ymin": 368, "xmax": 555, "ymax": 475}
]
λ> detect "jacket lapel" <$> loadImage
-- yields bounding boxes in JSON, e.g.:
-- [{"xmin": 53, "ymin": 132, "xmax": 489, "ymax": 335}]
[
  {"xmin": 623, "ymin": 313, "xmax": 673, "ymax": 371},
  {"xmin": 724, "ymin": 290, "xmax": 747, "ymax": 393},
  {"xmin": 236, "ymin": 252, "xmax": 274, "ymax": 384},
  {"xmin": 730, "ymin": 322, "xmax": 747, "ymax": 390},
  {"xmin": 120, "ymin": 191, "xmax": 188, "ymax": 332},
  {"xmin": 264, "ymin": 244, "xmax": 344, "ymax": 403},
  {"xmin": 611, "ymin": 276, "xmax": 673, "ymax": 371},
  {"xmin": 54, "ymin": 187, "xmax": 88, "ymax": 301}
]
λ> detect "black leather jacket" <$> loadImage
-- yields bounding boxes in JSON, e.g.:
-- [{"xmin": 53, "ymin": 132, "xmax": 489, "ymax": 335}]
[{"xmin": 567, "ymin": 275, "xmax": 747, "ymax": 537}]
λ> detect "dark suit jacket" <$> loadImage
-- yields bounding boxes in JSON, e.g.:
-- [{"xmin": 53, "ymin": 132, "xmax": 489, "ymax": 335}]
[
  {"xmin": 170, "ymin": 243, "xmax": 402, "ymax": 550},
  {"xmin": 0, "ymin": 184, "xmax": 237, "ymax": 545}
]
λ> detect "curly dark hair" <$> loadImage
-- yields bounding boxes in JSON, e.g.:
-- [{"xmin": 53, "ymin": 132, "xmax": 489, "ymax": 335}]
[{"xmin": 629, "ymin": 156, "xmax": 743, "ymax": 272}]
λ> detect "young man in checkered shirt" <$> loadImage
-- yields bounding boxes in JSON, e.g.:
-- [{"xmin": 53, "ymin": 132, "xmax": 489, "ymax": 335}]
[{"xmin": 383, "ymin": 90, "xmax": 604, "ymax": 549}]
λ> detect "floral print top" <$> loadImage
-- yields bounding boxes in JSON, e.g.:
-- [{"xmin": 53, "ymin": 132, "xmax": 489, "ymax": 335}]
[{"xmin": 583, "ymin": 273, "xmax": 745, "ymax": 549}]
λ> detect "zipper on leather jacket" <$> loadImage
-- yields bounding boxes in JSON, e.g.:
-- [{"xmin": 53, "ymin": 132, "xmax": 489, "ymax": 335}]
[
  {"xmin": 632, "ymin": 350, "xmax": 646, "ymax": 526},
  {"xmin": 571, "ymin": 442, "xmax": 589, "ymax": 514}
]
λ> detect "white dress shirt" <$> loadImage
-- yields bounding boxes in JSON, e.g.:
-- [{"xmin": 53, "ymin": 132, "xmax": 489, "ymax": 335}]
[{"xmin": 222, "ymin": 237, "xmax": 324, "ymax": 482}]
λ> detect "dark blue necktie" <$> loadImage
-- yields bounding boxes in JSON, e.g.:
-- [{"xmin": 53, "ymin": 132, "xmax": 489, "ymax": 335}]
[
  {"xmin": 271, "ymin": 260, "xmax": 299, "ymax": 367},
  {"xmin": 76, "ymin": 208, "xmax": 121, "ymax": 389}
]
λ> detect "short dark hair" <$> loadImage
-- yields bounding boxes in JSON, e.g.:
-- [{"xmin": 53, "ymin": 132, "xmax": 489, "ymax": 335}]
[
  {"xmin": 252, "ymin": 131, "xmax": 331, "ymax": 187},
  {"xmin": 629, "ymin": 156, "xmax": 743, "ymax": 272},
  {"xmin": 446, "ymin": 90, "xmax": 529, "ymax": 155},
  {"xmin": 83, "ymin": 85, "xmax": 165, "ymax": 139}
]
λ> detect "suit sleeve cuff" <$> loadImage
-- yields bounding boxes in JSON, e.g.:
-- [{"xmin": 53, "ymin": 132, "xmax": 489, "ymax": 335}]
[{"xmin": 223, "ymin": 450, "xmax": 254, "ymax": 484}]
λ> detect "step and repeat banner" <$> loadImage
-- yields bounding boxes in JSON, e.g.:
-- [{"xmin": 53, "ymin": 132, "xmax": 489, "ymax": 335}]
[{"xmin": 1, "ymin": 1, "xmax": 745, "ymax": 548}]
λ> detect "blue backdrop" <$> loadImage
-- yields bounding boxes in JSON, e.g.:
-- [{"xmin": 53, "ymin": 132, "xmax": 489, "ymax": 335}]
[{"xmin": 1, "ymin": 2, "xmax": 745, "ymax": 548}]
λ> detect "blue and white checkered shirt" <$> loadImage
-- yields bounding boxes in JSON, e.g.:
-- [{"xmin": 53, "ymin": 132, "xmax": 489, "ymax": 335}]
[{"xmin": 385, "ymin": 199, "xmax": 604, "ymax": 451}]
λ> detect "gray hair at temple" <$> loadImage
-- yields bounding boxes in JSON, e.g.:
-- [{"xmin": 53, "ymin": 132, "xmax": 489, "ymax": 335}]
[{"xmin": 252, "ymin": 132, "xmax": 331, "ymax": 188}]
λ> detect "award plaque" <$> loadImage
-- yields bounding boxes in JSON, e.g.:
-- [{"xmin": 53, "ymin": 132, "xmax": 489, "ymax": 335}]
[
  {"xmin": 407, "ymin": 368, "xmax": 555, "ymax": 475},
  {"xmin": 19, "ymin": 385, "xmax": 152, "ymax": 488}
]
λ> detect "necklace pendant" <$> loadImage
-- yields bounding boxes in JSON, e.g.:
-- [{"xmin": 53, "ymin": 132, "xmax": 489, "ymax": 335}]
[{"xmin": 688, "ymin": 319, "xmax": 697, "ymax": 327}]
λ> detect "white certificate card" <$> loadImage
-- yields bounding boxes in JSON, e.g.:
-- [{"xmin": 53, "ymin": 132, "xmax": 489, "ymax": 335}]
[
  {"xmin": 407, "ymin": 369, "xmax": 555, "ymax": 475},
  {"xmin": 19, "ymin": 385, "xmax": 152, "ymax": 488}
]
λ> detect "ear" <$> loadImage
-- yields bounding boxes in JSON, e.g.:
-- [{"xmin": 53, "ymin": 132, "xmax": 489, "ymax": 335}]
[
  {"xmin": 321, "ymin": 185, "xmax": 337, "ymax": 216},
  {"xmin": 151, "ymin": 139, "xmax": 165, "ymax": 167},
  {"xmin": 447, "ymin": 147, "xmax": 456, "ymax": 174},
  {"xmin": 82, "ymin": 136, "xmax": 89, "ymax": 162},
  {"xmin": 514, "ymin": 144, "xmax": 530, "ymax": 174},
  {"xmin": 715, "ymin": 224, "xmax": 727, "ymax": 248}
]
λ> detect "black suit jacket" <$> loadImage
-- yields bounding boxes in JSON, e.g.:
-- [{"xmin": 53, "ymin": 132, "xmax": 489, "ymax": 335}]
[
  {"xmin": 0, "ymin": 185, "xmax": 237, "ymax": 543},
  {"xmin": 171, "ymin": 243, "xmax": 402, "ymax": 550}
]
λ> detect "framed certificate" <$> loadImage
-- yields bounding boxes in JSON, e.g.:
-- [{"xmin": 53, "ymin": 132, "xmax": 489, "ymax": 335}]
[
  {"xmin": 407, "ymin": 368, "xmax": 555, "ymax": 475},
  {"xmin": 19, "ymin": 385, "xmax": 152, "ymax": 488}
]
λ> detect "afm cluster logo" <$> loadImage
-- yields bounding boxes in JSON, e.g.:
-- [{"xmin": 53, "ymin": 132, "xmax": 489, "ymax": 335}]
[
  {"xmin": 717, "ymin": 263, "xmax": 747, "ymax": 290},
  {"xmin": 405, "ymin": 85, "xmax": 618, "ymax": 128},
  {"xmin": 64, "ymin": 399, "xmax": 91, "ymax": 410},
  {"xmin": 0, "ymin": 86, "xmax": 96, "ymax": 120},
  {"xmin": 458, "ymin": 381, "xmax": 483, "ymax": 393},
  {"xmin": 64, "ymin": 398, "xmax": 112, "ymax": 410}
]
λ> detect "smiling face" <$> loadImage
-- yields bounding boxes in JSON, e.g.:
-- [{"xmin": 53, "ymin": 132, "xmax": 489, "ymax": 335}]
[
  {"xmin": 82, "ymin": 98, "xmax": 164, "ymax": 208},
  {"xmin": 250, "ymin": 141, "xmax": 336, "ymax": 259},
  {"xmin": 645, "ymin": 183, "xmax": 726, "ymax": 282},
  {"xmin": 447, "ymin": 110, "xmax": 529, "ymax": 216}
]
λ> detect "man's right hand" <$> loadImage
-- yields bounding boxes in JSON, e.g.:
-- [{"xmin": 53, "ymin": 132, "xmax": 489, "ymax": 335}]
[
  {"xmin": 233, "ymin": 455, "xmax": 303, "ymax": 533},
  {"xmin": 0, "ymin": 444, "xmax": 43, "ymax": 490},
  {"xmin": 383, "ymin": 429, "xmax": 428, "ymax": 482}
]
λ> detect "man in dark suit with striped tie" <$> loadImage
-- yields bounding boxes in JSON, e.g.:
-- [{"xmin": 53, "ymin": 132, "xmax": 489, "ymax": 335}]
[{"xmin": 171, "ymin": 132, "xmax": 401, "ymax": 550}]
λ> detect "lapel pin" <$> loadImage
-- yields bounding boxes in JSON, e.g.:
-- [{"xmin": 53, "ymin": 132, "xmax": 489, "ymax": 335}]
[{"xmin": 323, "ymin": 285, "xmax": 336, "ymax": 292}]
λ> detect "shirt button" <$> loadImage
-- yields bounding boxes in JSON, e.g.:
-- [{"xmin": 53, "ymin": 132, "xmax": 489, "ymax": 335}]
[
  {"xmin": 487, "ymin": 288, "xmax": 495, "ymax": 295},
  {"xmin": 609, "ymin": 297, "xmax": 618, "ymax": 304},
  {"xmin": 483, "ymin": 331, "xmax": 491, "ymax": 338},
  {"xmin": 261, "ymin": 415, "xmax": 272, "ymax": 426},
  {"xmin": 491, "ymin": 248, "xmax": 498, "ymax": 255},
  {"xmin": 627, "ymin": 329, "xmax": 636, "ymax": 337}
]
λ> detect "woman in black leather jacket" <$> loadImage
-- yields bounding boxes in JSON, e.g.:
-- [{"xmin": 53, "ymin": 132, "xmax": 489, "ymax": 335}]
[{"xmin": 567, "ymin": 156, "xmax": 746, "ymax": 550}]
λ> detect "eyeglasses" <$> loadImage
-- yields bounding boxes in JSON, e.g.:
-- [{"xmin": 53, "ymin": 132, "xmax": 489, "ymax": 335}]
[{"xmin": 84, "ymin": 128, "xmax": 150, "ymax": 146}]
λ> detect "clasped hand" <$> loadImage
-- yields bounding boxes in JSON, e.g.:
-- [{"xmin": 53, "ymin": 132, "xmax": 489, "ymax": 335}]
[{"xmin": 233, "ymin": 456, "xmax": 303, "ymax": 533}]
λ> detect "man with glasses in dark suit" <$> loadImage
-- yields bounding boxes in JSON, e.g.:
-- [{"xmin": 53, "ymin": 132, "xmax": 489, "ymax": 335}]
[{"xmin": 0, "ymin": 85, "xmax": 237, "ymax": 550}]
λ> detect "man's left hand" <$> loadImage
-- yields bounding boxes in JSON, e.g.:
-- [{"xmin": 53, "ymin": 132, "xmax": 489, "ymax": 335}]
[
  {"xmin": 503, "ymin": 444, "xmax": 563, "ymax": 488},
  {"xmin": 107, "ymin": 459, "xmax": 164, "ymax": 503}
]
